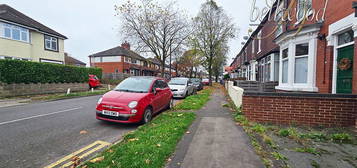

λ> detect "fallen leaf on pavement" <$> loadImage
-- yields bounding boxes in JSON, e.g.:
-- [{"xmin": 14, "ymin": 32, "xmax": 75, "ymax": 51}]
[
  {"xmin": 71, "ymin": 156, "xmax": 79, "ymax": 161},
  {"xmin": 128, "ymin": 138, "xmax": 139, "ymax": 142},
  {"xmin": 90, "ymin": 156, "xmax": 104, "ymax": 163},
  {"xmin": 186, "ymin": 131, "xmax": 191, "ymax": 134},
  {"xmin": 167, "ymin": 158, "xmax": 172, "ymax": 162},
  {"xmin": 80, "ymin": 130, "xmax": 88, "ymax": 134}
]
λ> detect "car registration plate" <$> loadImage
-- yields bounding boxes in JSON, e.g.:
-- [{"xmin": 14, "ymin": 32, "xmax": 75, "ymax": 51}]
[{"xmin": 102, "ymin": 110, "xmax": 119, "ymax": 117}]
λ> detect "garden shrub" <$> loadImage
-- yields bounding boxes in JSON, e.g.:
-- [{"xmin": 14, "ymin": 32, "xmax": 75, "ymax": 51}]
[{"xmin": 0, "ymin": 59, "xmax": 102, "ymax": 84}]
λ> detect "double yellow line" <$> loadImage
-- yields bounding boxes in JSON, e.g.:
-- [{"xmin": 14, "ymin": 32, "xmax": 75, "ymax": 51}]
[{"xmin": 44, "ymin": 140, "xmax": 111, "ymax": 168}]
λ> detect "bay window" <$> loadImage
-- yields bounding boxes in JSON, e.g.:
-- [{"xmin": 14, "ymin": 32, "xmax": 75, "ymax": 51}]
[{"xmin": 276, "ymin": 27, "xmax": 319, "ymax": 92}]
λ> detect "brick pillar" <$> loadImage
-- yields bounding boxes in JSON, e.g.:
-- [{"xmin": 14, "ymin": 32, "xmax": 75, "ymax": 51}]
[{"xmin": 353, "ymin": 37, "xmax": 357, "ymax": 94}]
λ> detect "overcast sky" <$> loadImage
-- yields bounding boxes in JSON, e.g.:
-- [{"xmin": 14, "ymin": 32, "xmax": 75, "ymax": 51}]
[{"xmin": 1, "ymin": 0, "xmax": 266, "ymax": 66}]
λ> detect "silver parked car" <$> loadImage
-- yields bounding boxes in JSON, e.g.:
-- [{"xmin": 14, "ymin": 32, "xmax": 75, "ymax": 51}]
[{"xmin": 168, "ymin": 77, "xmax": 196, "ymax": 98}]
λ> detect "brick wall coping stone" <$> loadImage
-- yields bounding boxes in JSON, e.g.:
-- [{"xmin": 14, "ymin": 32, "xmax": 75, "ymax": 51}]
[{"xmin": 244, "ymin": 92, "xmax": 357, "ymax": 99}]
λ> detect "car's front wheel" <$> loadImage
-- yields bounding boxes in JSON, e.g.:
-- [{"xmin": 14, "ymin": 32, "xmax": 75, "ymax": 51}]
[
  {"xmin": 166, "ymin": 98, "xmax": 174, "ymax": 110},
  {"xmin": 141, "ymin": 108, "xmax": 153, "ymax": 124}
]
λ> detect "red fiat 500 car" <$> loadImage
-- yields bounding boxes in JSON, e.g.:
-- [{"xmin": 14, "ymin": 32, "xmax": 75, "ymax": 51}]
[
  {"xmin": 96, "ymin": 76, "xmax": 173, "ymax": 124},
  {"xmin": 89, "ymin": 75, "xmax": 101, "ymax": 89}
]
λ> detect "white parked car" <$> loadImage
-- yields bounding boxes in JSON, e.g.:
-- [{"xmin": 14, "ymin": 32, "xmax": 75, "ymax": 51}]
[{"xmin": 168, "ymin": 77, "xmax": 196, "ymax": 98}]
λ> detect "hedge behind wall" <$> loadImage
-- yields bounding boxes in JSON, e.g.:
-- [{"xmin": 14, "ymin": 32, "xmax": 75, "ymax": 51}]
[{"xmin": 0, "ymin": 59, "xmax": 102, "ymax": 84}]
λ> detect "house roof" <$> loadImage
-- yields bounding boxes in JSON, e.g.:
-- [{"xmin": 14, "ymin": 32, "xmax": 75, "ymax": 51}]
[
  {"xmin": 89, "ymin": 46, "xmax": 146, "ymax": 61},
  {"xmin": 0, "ymin": 4, "xmax": 67, "ymax": 39},
  {"xmin": 65, "ymin": 53, "xmax": 86, "ymax": 66}
]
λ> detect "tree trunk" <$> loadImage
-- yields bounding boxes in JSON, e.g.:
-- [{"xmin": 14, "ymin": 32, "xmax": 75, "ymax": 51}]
[
  {"xmin": 208, "ymin": 54, "xmax": 213, "ymax": 86},
  {"xmin": 189, "ymin": 66, "xmax": 193, "ymax": 78},
  {"xmin": 161, "ymin": 59, "xmax": 165, "ymax": 78}
]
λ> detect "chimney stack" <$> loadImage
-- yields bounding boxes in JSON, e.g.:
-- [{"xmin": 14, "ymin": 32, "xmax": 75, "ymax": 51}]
[{"xmin": 121, "ymin": 41, "xmax": 130, "ymax": 50}]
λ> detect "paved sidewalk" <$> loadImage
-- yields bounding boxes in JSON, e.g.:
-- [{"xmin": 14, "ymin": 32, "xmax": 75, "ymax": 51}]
[
  {"xmin": 0, "ymin": 98, "xmax": 30, "ymax": 108},
  {"xmin": 167, "ymin": 87, "xmax": 264, "ymax": 168}
]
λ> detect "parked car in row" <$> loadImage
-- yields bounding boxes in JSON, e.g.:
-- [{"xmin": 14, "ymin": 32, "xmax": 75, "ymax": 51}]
[
  {"xmin": 190, "ymin": 78, "xmax": 203, "ymax": 91},
  {"xmin": 168, "ymin": 77, "xmax": 196, "ymax": 98},
  {"xmin": 96, "ymin": 76, "xmax": 173, "ymax": 124},
  {"xmin": 202, "ymin": 78, "xmax": 210, "ymax": 85}
]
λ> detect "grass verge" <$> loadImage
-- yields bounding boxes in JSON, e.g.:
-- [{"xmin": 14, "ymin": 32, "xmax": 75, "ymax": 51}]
[
  {"xmin": 173, "ymin": 87, "xmax": 213, "ymax": 110},
  {"xmin": 84, "ymin": 112, "xmax": 196, "ymax": 168},
  {"xmin": 30, "ymin": 89, "xmax": 108, "ymax": 101}
]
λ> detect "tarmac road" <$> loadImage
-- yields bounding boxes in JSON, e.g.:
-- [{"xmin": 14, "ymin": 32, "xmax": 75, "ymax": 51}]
[{"xmin": 0, "ymin": 95, "xmax": 137, "ymax": 168}]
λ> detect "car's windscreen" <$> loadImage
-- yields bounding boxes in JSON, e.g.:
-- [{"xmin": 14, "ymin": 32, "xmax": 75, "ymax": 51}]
[
  {"xmin": 191, "ymin": 79, "xmax": 201, "ymax": 84},
  {"xmin": 169, "ymin": 78, "xmax": 187, "ymax": 85},
  {"xmin": 114, "ymin": 78, "xmax": 153, "ymax": 93}
]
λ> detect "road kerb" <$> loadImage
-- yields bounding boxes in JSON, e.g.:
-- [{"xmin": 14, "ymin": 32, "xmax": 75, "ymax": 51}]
[{"xmin": 44, "ymin": 140, "xmax": 111, "ymax": 168}]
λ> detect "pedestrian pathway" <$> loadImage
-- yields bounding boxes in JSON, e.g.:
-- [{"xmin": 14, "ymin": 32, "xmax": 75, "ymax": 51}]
[
  {"xmin": 167, "ymin": 87, "xmax": 264, "ymax": 168},
  {"xmin": 0, "ymin": 98, "xmax": 29, "ymax": 108}
]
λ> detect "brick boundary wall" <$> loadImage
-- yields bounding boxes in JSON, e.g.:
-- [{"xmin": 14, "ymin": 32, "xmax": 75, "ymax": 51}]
[
  {"xmin": 242, "ymin": 92, "xmax": 357, "ymax": 127},
  {"xmin": 0, "ymin": 82, "xmax": 89, "ymax": 98}
]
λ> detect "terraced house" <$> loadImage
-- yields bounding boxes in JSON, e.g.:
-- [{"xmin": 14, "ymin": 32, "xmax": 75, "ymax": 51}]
[
  {"xmin": 230, "ymin": 0, "xmax": 357, "ymax": 94},
  {"xmin": 0, "ymin": 4, "xmax": 67, "ymax": 64}
]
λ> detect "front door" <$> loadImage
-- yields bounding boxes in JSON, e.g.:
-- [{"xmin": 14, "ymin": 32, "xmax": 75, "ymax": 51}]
[{"xmin": 336, "ymin": 45, "xmax": 354, "ymax": 94}]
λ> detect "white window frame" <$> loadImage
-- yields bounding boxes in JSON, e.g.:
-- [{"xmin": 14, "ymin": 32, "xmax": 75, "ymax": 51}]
[
  {"xmin": 281, "ymin": 47, "xmax": 289, "ymax": 84},
  {"xmin": 276, "ymin": 32, "xmax": 318, "ymax": 92},
  {"xmin": 44, "ymin": 35, "xmax": 58, "ymax": 51},
  {"xmin": 125, "ymin": 57, "xmax": 131, "ymax": 63},
  {"xmin": 0, "ymin": 22, "xmax": 30, "ymax": 43},
  {"xmin": 296, "ymin": 0, "xmax": 312, "ymax": 24},
  {"xmin": 275, "ymin": 2, "xmax": 284, "ymax": 37},
  {"xmin": 294, "ymin": 43, "xmax": 309, "ymax": 84}
]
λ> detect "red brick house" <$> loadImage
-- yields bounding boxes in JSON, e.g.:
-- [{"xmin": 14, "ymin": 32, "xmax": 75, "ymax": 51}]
[
  {"xmin": 231, "ymin": 0, "xmax": 357, "ymax": 94},
  {"xmin": 89, "ymin": 42, "xmax": 163, "ymax": 76}
]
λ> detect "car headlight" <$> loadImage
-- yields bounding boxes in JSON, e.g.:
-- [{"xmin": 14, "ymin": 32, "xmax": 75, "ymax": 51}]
[
  {"xmin": 128, "ymin": 101, "xmax": 138, "ymax": 109},
  {"xmin": 97, "ymin": 97, "xmax": 103, "ymax": 104}
]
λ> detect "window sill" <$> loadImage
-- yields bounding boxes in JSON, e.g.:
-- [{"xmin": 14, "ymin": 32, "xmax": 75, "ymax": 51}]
[
  {"xmin": 0, "ymin": 36, "xmax": 30, "ymax": 44},
  {"xmin": 276, "ymin": 85, "xmax": 318, "ymax": 92},
  {"xmin": 44, "ymin": 48, "xmax": 59, "ymax": 52}
]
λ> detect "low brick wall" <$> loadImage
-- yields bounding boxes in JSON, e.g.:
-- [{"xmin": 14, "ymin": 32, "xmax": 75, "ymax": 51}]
[
  {"xmin": 0, "ymin": 82, "xmax": 89, "ymax": 97},
  {"xmin": 242, "ymin": 92, "xmax": 357, "ymax": 127}
]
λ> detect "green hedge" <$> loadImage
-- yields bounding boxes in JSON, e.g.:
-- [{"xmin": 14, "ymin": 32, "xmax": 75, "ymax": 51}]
[{"xmin": 0, "ymin": 59, "xmax": 102, "ymax": 84}]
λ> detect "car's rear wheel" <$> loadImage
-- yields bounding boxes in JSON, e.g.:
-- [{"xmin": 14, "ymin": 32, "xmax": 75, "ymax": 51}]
[{"xmin": 141, "ymin": 108, "xmax": 153, "ymax": 124}]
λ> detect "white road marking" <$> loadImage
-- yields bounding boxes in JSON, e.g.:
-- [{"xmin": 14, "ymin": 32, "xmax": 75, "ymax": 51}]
[{"xmin": 0, "ymin": 107, "xmax": 82, "ymax": 126}]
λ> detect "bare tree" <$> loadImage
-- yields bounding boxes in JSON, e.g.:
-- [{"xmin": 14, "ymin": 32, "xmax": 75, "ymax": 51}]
[
  {"xmin": 116, "ymin": 0, "xmax": 191, "ymax": 77},
  {"xmin": 192, "ymin": 0, "xmax": 236, "ymax": 85}
]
